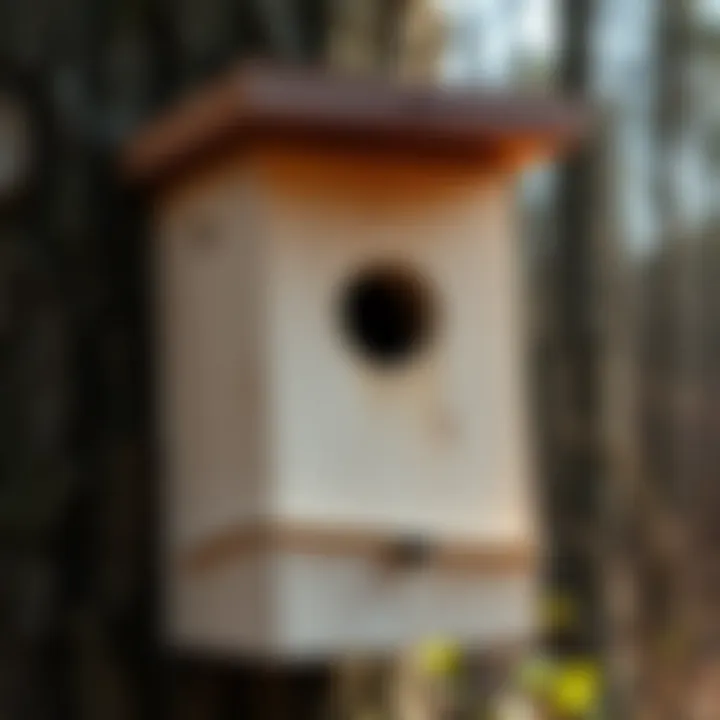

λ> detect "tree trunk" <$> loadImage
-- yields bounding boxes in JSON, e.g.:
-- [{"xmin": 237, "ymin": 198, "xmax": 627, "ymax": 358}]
[{"xmin": 545, "ymin": 0, "xmax": 600, "ymax": 657}]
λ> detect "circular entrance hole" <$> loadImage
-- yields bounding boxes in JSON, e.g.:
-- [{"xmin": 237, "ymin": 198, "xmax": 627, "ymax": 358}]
[{"xmin": 339, "ymin": 263, "xmax": 436, "ymax": 367}]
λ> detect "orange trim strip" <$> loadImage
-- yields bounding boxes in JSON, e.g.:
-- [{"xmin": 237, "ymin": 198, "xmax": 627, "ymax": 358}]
[{"xmin": 182, "ymin": 522, "xmax": 538, "ymax": 576}]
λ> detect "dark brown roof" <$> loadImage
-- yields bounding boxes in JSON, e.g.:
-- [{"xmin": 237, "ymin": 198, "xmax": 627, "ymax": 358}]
[{"xmin": 123, "ymin": 63, "xmax": 590, "ymax": 186}]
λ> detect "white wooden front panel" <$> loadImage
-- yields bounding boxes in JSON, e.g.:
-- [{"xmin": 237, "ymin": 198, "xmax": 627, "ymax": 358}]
[
  {"xmin": 274, "ymin": 553, "xmax": 537, "ymax": 657},
  {"xmin": 259, "ymin": 151, "xmax": 533, "ymax": 544}
]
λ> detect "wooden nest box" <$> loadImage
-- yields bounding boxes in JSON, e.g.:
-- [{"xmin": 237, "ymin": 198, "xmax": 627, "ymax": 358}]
[{"xmin": 125, "ymin": 65, "xmax": 586, "ymax": 660}]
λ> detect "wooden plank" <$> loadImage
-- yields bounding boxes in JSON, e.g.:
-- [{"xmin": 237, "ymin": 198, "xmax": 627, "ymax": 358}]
[{"xmin": 182, "ymin": 521, "xmax": 538, "ymax": 576}]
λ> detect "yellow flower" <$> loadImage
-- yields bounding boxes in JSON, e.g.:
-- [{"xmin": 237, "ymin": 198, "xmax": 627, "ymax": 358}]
[
  {"xmin": 549, "ymin": 660, "xmax": 601, "ymax": 718},
  {"xmin": 413, "ymin": 638, "xmax": 462, "ymax": 678}
]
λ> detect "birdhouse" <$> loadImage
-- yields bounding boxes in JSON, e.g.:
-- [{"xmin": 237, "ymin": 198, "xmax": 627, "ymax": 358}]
[{"xmin": 125, "ymin": 66, "xmax": 585, "ymax": 660}]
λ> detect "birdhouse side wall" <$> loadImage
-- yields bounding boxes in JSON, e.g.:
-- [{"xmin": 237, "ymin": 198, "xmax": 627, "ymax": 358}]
[{"xmin": 155, "ymin": 165, "xmax": 272, "ymax": 648}]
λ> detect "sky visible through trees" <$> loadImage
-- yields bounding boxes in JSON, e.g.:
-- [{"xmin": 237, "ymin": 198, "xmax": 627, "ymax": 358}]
[{"xmin": 441, "ymin": 0, "xmax": 719, "ymax": 256}]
